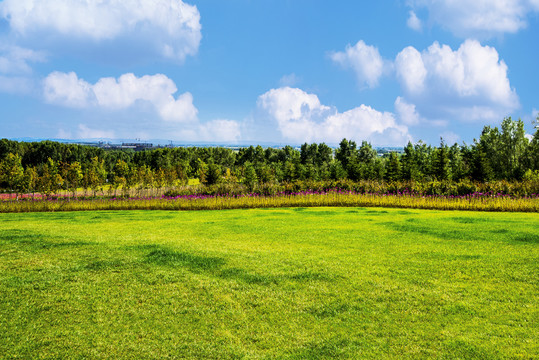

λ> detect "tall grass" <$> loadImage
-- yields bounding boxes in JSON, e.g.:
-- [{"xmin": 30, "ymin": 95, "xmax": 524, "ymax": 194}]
[{"xmin": 1, "ymin": 190, "xmax": 537, "ymax": 213}]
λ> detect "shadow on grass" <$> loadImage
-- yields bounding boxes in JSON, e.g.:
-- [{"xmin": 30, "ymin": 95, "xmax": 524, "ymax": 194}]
[
  {"xmin": 286, "ymin": 338, "xmax": 352, "ymax": 359},
  {"xmin": 218, "ymin": 268, "xmax": 334, "ymax": 286},
  {"xmin": 381, "ymin": 222, "xmax": 467, "ymax": 241},
  {"xmin": 444, "ymin": 339, "xmax": 501, "ymax": 360},
  {"xmin": 144, "ymin": 246, "xmax": 226, "ymax": 271},
  {"xmin": 512, "ymin": 234, "xmax": 539, "ymax": 244},
  {"xmin": 122, "ymin": 244, "xmax": 336, "ymax": 286},
  {"xmin": 0, "ymin": 229, "xmax": 91, "ymax": 252}
]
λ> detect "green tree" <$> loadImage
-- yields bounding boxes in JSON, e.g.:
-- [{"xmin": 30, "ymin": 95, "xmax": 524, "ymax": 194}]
[
  {"xmin": 500, "ymin": 117, "xmax": 527, "ymax": 179},
  {"xmin": 205, "ymin": 163, "xmax": 222, "ymax": 185},
  {"xmin": 329, "ymin": 159, "xmax": 347, "ymax": 180},
  {"xmin": 243, "ymin": 162, "xmax": 258, "ymax": 190},
  {"xmin": 22, "ymin": 166, "xmax": 38, "ymax": 198},
  {"xmin": 66, "ymin": 161, "xmax": 83, "ymax": 198},
  {"xmin": 86, "ymin": 157, "xmax": 107, "ymax": 197},
  {"xmin": 0, "ymin": 153, "xmax": 24, "ymax": 199},
  {"xmin": 335, "ymin": 138, "xmax": 356, "ymax": 174},
  {"xmin": 401, "ymin": 142, "xmax": 420, "ymax": 181},
  {"xmin": 112, "ymin": 160, "xmax": 130, "ymax": 196},
  {"xmin": 433, "ymin": 138, "xmax": 450, "ymax": 180},
  {"xmin": 385, "ymin": 152, "xmax": 401, "ymax": 182},
  {"xmin": 196, "ymin": 159, "xmax": 209, "ymax": 184},
  {"xmin": 38, "ymin": 158, "xmax": 63, "ymax": 198}
]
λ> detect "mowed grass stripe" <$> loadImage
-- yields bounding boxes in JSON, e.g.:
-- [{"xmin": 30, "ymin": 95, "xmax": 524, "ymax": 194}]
[{"xmin": 0, "ymin": 208, "xmax": 537, "ymax": 359}]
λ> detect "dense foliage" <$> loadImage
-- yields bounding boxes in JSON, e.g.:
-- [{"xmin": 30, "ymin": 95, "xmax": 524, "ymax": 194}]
[{"xmin": 1, "ymin": 117, "xmax": 538, "ymax": 198}]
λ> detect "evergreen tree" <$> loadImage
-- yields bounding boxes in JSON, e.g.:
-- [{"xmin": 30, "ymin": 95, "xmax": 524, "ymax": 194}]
[
  {"xmin": 243, "ymin": 162, "xmax": 258, "ymax": 190},
  {"xmin": 433, "ymin": 138, "xmax": 450, "ymax": 180},
  {"xmin": 385, "ymin": 152, "xmax": 401, "ymax": 182}
]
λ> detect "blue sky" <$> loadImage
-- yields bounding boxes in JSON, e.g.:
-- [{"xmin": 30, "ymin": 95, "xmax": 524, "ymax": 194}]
[{"xmin": 0, "ymin": 0, "xmax": 538, "ymax": 146}]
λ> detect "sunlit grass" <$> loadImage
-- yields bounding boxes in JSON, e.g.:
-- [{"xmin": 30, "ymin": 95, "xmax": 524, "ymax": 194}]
[{"xmin": 1, "ymin": 208, "xmax": 537, "ymax": 358}]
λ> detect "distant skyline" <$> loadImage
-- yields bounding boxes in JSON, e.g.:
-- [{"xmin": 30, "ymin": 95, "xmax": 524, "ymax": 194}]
[{"xmin": 0, "ymin": 0, "xmax": 538, "ymax": 146}]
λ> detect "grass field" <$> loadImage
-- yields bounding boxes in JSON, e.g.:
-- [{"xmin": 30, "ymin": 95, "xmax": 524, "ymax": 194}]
[{"xmin": 1, "ymin": 208, "xmax": 537, "ymax": 359}]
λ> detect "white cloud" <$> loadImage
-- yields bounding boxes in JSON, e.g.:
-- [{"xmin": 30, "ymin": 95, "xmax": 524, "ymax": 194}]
[
  {"xmin": 407, "ymin": 11, "xmax": 422, "ymax": 31},
  {"xmin": 394, "ymin": 40, "xmax": 519, "ymax": 122},
  {"xmin": 394, "ymin": 97, "xmax": 421, "ymax": 126},
  {"xmin": 408, "ymin": 0, "xmax": 539, "ymax": 37},
  {"xmin": 0, "ymin": 0, "xmax": 201, "ymax": 62},
  {"xmin": 44, "ymin": 71, "xmax": 242, "ymax": 142},
  {"xmin": 43, "ymin": 72, "xmax": 198, "ymax": 123},
  {"xmin": 395, "ymin": 46, "xmax": 427, "ymax": 94},
  {"xmin": 331, "ymin": 40, "xmax": 387, "ymax": 88},
  {"xmin": 43, "ymin": 71, "xmax": 94, "ymax": 108},
  {"xmin": 257, "ymin": 87, "xmax": 410, "ymax": 145}
]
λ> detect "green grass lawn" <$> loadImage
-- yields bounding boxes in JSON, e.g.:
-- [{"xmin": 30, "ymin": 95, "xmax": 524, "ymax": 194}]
[{"xmin": 0, "ymin": 208, "xmax": 537, "ymax": 359}]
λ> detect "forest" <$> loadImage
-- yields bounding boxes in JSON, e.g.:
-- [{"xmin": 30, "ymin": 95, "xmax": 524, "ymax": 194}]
[{"xmin": 1, "ymin": 117, "xmax": 539, "ymax": 198}]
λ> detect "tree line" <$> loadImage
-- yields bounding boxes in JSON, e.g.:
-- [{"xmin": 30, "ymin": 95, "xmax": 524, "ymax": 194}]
[{"xmin": 1, "ymin": 117, "xmax": 539, "ymax": 198}]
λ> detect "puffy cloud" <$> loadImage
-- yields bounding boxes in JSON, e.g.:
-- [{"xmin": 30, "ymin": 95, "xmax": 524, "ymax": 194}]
[
  {"xmin": 257, "ymin": 87, "xmax": 410, "ymax": 145},
  {"xmin": 43, "ymin": 71, "xmax": 94, "ymax": 108},
  {"xmin": 43, "ymin": 72, "xmax": 198, "ymax": 123},
  {"xmin": 44, "ymin": 71, "xmax": 242, "ymax": 142},
  {"xmin": 408, "ymin": 0, "xmax": 539, "ymax": 37},
  {"xmin": 395, "ymin": 40, "xmax": 519, "ymax": 122},
  {"xmin": 331, "ymin": 41, "xmax": 387, "ymax": 88},
  {"xmin": 0, "ymin": 0, "xmax": 201, "ymax": 62},
  {"xmin": 395, "ymin": 46, "xmax": 427, "ymax": 94},
  {"xmin": 394, "ymin": 97, "xmax": 421, "ymax": 126},
  {"xmin": 407, "ymin": 11, "xmax": 422, "ymax": 31}
]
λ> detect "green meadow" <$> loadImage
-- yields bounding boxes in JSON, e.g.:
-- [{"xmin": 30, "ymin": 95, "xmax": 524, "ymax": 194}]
[{"xmin": 1, "ymin": 208, "xmax": 537, "ymax": 359}]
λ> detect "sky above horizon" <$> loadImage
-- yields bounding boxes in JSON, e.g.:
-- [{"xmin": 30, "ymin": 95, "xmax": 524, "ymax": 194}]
[{"xmin": 0, "ymin": 0, "xmax": 538, "ymax": 146}]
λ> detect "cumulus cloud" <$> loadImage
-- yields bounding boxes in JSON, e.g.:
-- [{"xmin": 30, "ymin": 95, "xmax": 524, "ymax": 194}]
[
  {"xmin": 44, "ymin": 71, "xmax": 242, "ymax": 142},
  {"xmin": 408, "ymin": 0, "xmax": 539, "ymax": 37},
  {"xmin": 407, "ymin": 11, "xmax": 422, "ymax": 31},
  {"xmin": 394, "ymin": 97, "xmax": 421, "ymax": 126},
  {"xmin": 331, "ymin": 41, "xmax": 387, "ymax": 88},
  {"xmin": 394, "ymin": 40, "xmax": 519, "ymax": 122},
  {"xmin": 395, "ymin": 46, "xmax": 427, "ymax": 94},
  {"xmin": 43, "ymin": 71, "xmax": 94, "ymax": 108},
  {"xmin": 0, "ymin": 0, "xmax": 201, "ymax": 62},
  {"xmin": 257, "ymin": 87, "xmax": 410, "ymax": 145},
  {"xmin": 43, "ymin": 72, "xmax": 198, "ymax": 123}
]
